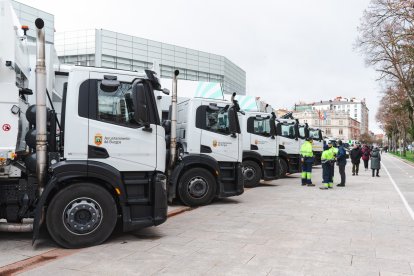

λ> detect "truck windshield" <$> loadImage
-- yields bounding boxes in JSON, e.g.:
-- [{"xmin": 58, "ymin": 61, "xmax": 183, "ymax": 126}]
[
  {"xmin": 206, "ymin": 106, "xmax": 231, "ymax": 134},
  {"xmin": 97, "ymin": 82, "xmax": 138, "ymax": 127},
  {"xmin": 280, "ymin": 124, "xmax": 296, "ymax": 139},
  {"xmin": 254, "ymin": 118, "xmax": 271, "ymax": 137},
  {"xmin": 309, "ymin": 129, "xmax": 320, "ymax": 140},
  {"xmin": 298, "ymin": 126, "xmax": 306, "ymax": 139}
]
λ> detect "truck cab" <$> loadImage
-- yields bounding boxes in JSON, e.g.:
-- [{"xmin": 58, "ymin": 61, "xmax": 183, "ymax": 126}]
[
  {"xmin": 1, "ymin": 63, "xmax": 168, "ymax": 247},
  {"xmin": 308, "ymin": 127, "xmax": 323, "ymax": 165},
  {"xmin": 165, "ymin": 97, "xmax": 244, "ymax": 206},
  {"xmin": 275, "ymin": 118, "xmax": 301, "ymax": 176},
  {"xmin": 239, "ymin": 111, "xmax": 279, "ymax": 187}
]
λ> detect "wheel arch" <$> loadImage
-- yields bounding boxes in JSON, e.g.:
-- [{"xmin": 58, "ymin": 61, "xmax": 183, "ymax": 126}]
[
  {"xmin": 169, "ymin": 154, "xmax": 220, "ymax": 202},
  {"xmin": 33, "ymin": 160, "xmax": 125, "ymax": 244},
  {"xmin": 242, "ymin": 150, "xmax": 264, "ymax": 176}
]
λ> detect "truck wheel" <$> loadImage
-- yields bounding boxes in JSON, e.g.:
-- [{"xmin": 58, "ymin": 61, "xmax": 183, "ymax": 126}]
[
  {"xmin": 178, "ymin": 168, "xmax": 216, "ymax": 207},
  {"xmin": 279, "ymin": 159, "xmax": 288, "ymax": 178},
  {"xmin": 46, "ymin": 183, "xmax": 117, "ymax": 248},
  {"xmin": 242, "ymin": 160, "xmax": 262, "ymax": 188}
]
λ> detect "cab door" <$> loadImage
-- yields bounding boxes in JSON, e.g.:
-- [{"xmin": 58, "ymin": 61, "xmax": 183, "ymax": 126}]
[
  {"xmin": 199, "ymin": 102, "xmax": 240, "ymax": 162},
  {"xmin": 87, "ymin": 71, "xmax": 158, "ymax": 172},
  {"xmin": 249, "ymin": 116, "xmax": 277, "ymax": 157}
]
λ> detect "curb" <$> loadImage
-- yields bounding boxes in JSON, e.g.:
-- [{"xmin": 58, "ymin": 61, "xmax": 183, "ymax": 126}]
[{"xmin": 0, "ymin": 248, "xmax": 79, "ymax": 276}]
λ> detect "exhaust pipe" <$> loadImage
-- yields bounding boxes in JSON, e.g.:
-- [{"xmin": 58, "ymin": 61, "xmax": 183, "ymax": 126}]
[
  {"xmin": 35, "ymin": 18, "xmax": 47, "ymax": 195},
  {"xmin": 169, "ymin": 70, "xmax": 179, "ymax": 171},
  {"xmin": 231, "ymin": 92, "xmax": 236, "ymax": 104}
]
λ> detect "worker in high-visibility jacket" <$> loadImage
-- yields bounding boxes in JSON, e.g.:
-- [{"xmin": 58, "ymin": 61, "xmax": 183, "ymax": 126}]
[
  {"xmin": 328, "ymin": 141, "xmax": 338, "ymax": 182},
  {"xmin": 300, "ymin": 138, "xmax": 314, "ymax": 186},
  {"xmin": 320, "ymin": 144, "xmax": 335, "ymax": 189}
]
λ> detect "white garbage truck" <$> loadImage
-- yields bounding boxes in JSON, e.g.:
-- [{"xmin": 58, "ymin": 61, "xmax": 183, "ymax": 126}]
[
  {"xmin": 1, "ymin": 4, "xmax": 169, "ymax": 248},
  {"xmin": 275, "ymin": 117, "xmax": 301, "ymax": 176},
  {"xmin": 239, "ymin": 111, "xmax": 279, "ymax": 187},
  {"xmin": 160, "ymin": 91, "xmax": 245, "ymax": 206}
]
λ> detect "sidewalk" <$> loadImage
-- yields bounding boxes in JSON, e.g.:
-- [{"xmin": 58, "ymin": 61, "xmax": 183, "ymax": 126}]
[{"xmin": 2, "ymin": 155, "xmax": 414, "ymax": 275}]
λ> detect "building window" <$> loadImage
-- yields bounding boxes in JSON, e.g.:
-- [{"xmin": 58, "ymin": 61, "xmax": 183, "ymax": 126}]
[
  {"xmin": 339, "ymin": 129, "xmax": 343, "ymax": 135},
  {"xmin": 339, "ymin": 120, "xmax": 343, "ymax": 125},
  {"xmin": 314, "ymin": 120, "xmax": 318, "ymax": 125},
  {"xmin": 326, "ymin": 128, "xmax": 331, "ymax": 135}
]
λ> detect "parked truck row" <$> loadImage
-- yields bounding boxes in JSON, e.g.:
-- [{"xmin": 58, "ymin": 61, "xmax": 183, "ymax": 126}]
[{"xmin": 0, "ymin": 1, "xmax": 324, "ymax": 248}]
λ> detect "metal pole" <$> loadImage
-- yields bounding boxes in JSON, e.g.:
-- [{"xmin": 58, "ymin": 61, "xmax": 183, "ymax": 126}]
[
  {"xmin": 169, "ymin": 70, "xmax": 179, "ymax": 171},
  {"xmin": 35, "ymin": 18, "xmax": 47, "ymax": 195}
]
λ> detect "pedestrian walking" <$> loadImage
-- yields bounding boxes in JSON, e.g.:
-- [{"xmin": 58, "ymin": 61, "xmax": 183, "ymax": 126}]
[
  {"xmin": 300, "ymin": 138, "xmax": 314, "ymax": 186},
  {"xmin": 320, "ymin": 144, "xmax": 334, "ymax": 190},
  {"xmin": 371, "ymin": 147, "xmax": 381, "ymax": 177},
  {"xmin": 361, "ymin": 144, "xmax": 370, "ymax": 171},
  {"xmin": 336, "ymin": 140, "xmax": 347, "ymax": 187},
  {"xmin": 350, "ymin": 144, "xmax": 362, "ymax": 176}
]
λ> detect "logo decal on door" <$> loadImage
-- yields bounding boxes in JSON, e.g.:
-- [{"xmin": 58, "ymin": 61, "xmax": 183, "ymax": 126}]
[
  {"xmin": 212, "ymin": 140, "xmax": 218, "ymax": 147},
  {"xmin": 94, "ymin": 133, "xmax": 103, "ymax": 146}
]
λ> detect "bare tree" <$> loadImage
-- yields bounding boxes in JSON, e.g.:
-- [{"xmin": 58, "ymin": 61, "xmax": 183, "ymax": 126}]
[{"xmin": 357, "ymin": 0, "xmax": 414, "ymax": 113}]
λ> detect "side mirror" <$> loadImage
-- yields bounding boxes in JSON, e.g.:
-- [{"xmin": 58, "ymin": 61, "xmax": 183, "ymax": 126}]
[
  {"xmin": 294, "ymin": 124, "xmax": 299, "ymax": 140},
  {"xmin": 132, "ymin": 82, "xmax": 149, "ymax": 127},
  {"xmin": 276, "ymin": 123, "xmax": 282, "ymax": 136},
  {"xmin": 270, "ymin": 118, "xmax": 276, "ymax": 139},
  {"xmin": 162, "ymin": 120, "xmax": 171, "ymax": 134},
  {"xmin": 228, "ymin": 107, "xmax": 238, "ymax": 138}
]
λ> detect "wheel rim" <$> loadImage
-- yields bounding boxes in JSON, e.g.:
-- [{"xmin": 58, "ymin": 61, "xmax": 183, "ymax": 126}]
[
  {"xmin": 242, "ymin": 166, "xmax": 256, "ymax": 181},
  {"xmin": 187, "ymin": 176, "xmax": 208, "ymax": 198},
  {"xmin": 62, "ymin": 197, "xmax": 103, "ymax": 235}
]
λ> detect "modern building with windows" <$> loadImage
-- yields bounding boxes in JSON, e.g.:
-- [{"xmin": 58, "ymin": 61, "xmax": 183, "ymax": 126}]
[
  {"xmin": 294, "ymin": 97, "xmax": 369, "ymax": 134},
  {"xmin": 55, "ymin": 29, "xmax": 246, "ymax": 95},
  {"xmin": 10, "ymin": 1, "xmax": 246, "ymax": 95},
  {"xmin": 11, "ymin": 0, "xmax": 54, "ymax": 44}
]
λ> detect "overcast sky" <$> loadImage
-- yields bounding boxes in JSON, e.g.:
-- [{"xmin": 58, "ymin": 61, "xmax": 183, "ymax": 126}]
[{"xmin": 19, "ymin": 0, "xmax": 381, "ymax": 132}]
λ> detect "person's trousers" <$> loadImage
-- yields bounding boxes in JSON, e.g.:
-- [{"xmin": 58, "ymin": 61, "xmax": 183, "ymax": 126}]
[
  {"xmin": 352, "ymin": 162, "xmax": 360, "ymax": 174},
  {"xmin": 372, "ymin": 169, "xmax": 379, "ymax": 176},
  {"xmin": 363, "ymin": 159, "xmax": 369, "ymax": 169},
  {"xmin": 338, "ymin": 163, "xmax": 346, "ymax": 185},
  {"xmin": 301, "ymin": 160, "xmax": 313, "ymax": 184},
  {"xmin": 330, "ymin": 162, "xmax": 335, "ymax": 182},
  {"xmin": 322, "ymin": 162, "xmax": 333, "ymax": 188}
]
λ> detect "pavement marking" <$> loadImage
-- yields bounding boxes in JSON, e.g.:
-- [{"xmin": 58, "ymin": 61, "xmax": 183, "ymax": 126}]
[{"xmin": 382, "ymin": 160, "xmax": 414, "ymax": 221}]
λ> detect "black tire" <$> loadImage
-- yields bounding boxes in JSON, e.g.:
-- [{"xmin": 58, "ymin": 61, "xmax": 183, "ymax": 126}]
[
  {"xmin": 46, "ymin": 183, "xmax": 117, "ymax": 248},
  {"xmin": 242, "ymin": 160, "xmax": 262, "ymax": 188},
  {"xmin": 279, "ymin": 159, "xmax": 288, "ymax": 178},
  {"xmin": 178, "ymin": 168, "xmax": 216, "ymax": 207}
]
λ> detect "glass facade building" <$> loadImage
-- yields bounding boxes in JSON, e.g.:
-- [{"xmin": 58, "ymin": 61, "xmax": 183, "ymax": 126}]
[
  {"xmin": 11, "ymin": 1, "xmax": 54, "ymax": 44},
  {"xmin": 55, "ymin": 29, "xmax": 246, "ymax": 95}
]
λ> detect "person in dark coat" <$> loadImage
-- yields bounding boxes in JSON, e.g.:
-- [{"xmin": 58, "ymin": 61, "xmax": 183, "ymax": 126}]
[
  {"xmin": 371, "ymin": 147, "xmax": 381, "ymax": 177},
  {"xmin": 361, "ymin": 144, "xmax": 371, "ymax": 171},
  {"xmin": 336, "ymin": 140, "xmax": 347, "ymax": 187},
  {"xmin": 350, "ymin": 144, "xmax": 362, "ymax": 176}
]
